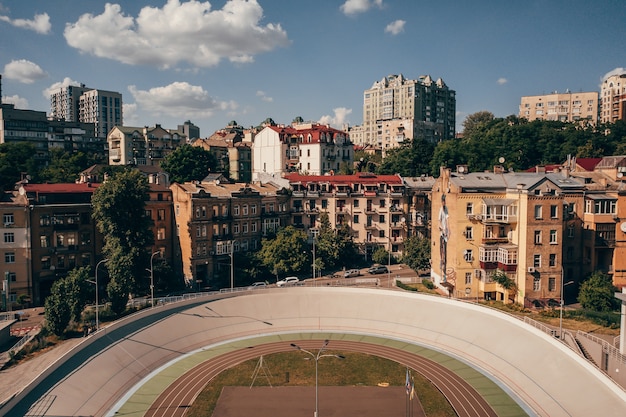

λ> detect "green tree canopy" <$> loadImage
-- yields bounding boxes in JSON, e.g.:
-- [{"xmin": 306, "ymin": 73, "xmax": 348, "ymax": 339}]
[
  {"xmin": 44, "ymin": 278, "xmax": 73, "ymax": 336},
  {"xmin": 0, "ymin": 143, "xmax": 39, "ymax": 190},
  {"xmin": 39, "ymin": 148, "xmax": 102, "ymax": 183},
  {"xmin": 259, "ymin": 226, "xmax": 309, "ymax": 279},
  {"xmin": 91, "ymin": 169, "xmax": 153, "ymax": 313},
  {"xmin": 401, "ymin": 235, "xmax": 431, "ymax": 272},
  {"xmin": 578, "ymin": 272, "xmax": 619, "ymax": 312},
  {"xmin": 160, "ymin": 144, "xmax": 217, "ymax": 183},
  {"xmin": 314, "ymin": 213, "xmax": 359, "ymax": 273},
  {"xmin": 377, "ymin": 137, "xmax": 435, "ymax": 177}
]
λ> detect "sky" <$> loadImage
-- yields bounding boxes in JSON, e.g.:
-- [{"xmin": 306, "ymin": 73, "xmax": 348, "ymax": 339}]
[{"xmin": 0, "ymin": 0, "xmax": 625, "ymax": 137}]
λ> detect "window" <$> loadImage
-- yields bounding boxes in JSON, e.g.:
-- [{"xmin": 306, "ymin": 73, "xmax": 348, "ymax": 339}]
[
  {"xmin": 251, "ymin": 222, "xmax": 257, "ymax": 233},
  {"xmin": 196, "ymin": 227, "xmax": 201, "ymax": 237},
  {"xmin": 380, "ymin": 199, "xmax": 386, "ymax": 208},
  {"xmin": 176, "ymin": 205, "xmax": 180, "ymax": 216},
  {"xmin": 251, "ymin": 204, "xmax": 257, "ymax": 215},
  {"xmin": 534, "ymin": 230, "xmax": 542, "ymax": 244},
  {"xmin": 534, "ymin": 205, "xmax": 542, "ymax": 219},
  {"xmin": 568, "ymin": 224, "xmax": 574, "ymax": 238},
  {"xmin": 4, "ymin": 232, "xmax": 14, "ymax": 243},
  {"xmin": 3, "ymin": 213, "xmax": 14, "ymax": 226},
  {"xmin": 463, "ymin": 249, "xmax": 473, "ymax": 262},
  {"xmin": 158, "ymin": 209, "xmax": 165, "ymax": 221},
  {"xmin": 379, "ymin": 215, "xmax": 385, "ymax": 223},
  {"xmin": 195, "ymin": 207, "xmax": 201, "ymax": 218},
  {"xmin": 202, "ymin": 225, "xmax": 207, "ymax": 237},
  {"xmin": 353, "ymin": 199, "xmax": 359, "ymax": 208},
  {"xmin": 379, "ymin": 230, "xmax": 385, "ymax": 238},
  {"xmin": 353, "ymin": 214, "xmax": 360, "ymax": 224},
  {"xmin": 549, "ymin": 277, "xmax": 556, "ymax": 292},
  {"xmin": 40, "ymin": 235, "xmax": 49, "ymax": 248},
  {"xmin": 550, "ymin": 205, "xmax": 558, "ymax": 219},
  {"xmin": 234, "ymin": 205, "xmax": 240, "ymax": 216},
  {"xmin": 466, "ymin": 203, "xmax": 473, "ymax": 215},
  {"xmin": 549, "ymin": 254, "xmax": 556, "ymax": 267},
  {"xmin": 243, "ymin": 205, "xmax": 248, "ymax": 215},
  {"xmin": 233, "ymin": 224, "xmax": 240, "ymax": 234},
  {"xmin": 533, "ymin": 276, "xmax": 541, "ymax": 291},
  {"xmin": 533, "ymin": 254, "xmax": 541, "ymax": 268},
  {"xmin": 157, "ymin": 228, "xmax": 165, "ymax": 240},
  {"xmin": 321, "ymin": 200, "xmax": 328, "ymax": 209},
  {"xmin": 550, "ymin": 230, "xmax": 557, "ymax": 244},
  {"xmin": 465, "ymin": 272, "xmax": 472, "ymax": 285},
  {"xmin": 5, "ymin": 252, "xmax": 15, "ymax": 263},
  {"xmin": 464, "ymin": 227, "xmax": 473, "ymax": 240},
  {"xmin": 243, "ymin": 223, "xmax": 249, "ymax": 234}
]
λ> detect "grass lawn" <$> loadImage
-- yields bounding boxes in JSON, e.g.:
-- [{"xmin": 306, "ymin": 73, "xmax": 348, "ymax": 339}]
[{"xmin": 187, "ymin": 351, "xmax": 456, "ymax": 417}]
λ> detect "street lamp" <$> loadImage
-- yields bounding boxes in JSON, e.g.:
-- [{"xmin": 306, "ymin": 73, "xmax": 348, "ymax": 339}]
[
  {"xmin": 149, "ymin": 251, "xmax": 160, "ymax": 308},
  {"xmin": 559, "ymin": 277, "xmax": 574, "ymax": 339},
  {"xmin": 230, "ymin": 240, "xmax": 234, "ymax": 291},
  {"xmin": 290, "ymin": 340, "xmax": 345, "ymax": 417},
  {"xmin": 93, "ymin": 258, "xmax": 108, "ymax": 331}
]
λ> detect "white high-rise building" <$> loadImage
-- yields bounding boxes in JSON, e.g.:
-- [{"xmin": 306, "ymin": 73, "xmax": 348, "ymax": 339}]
[
  {"xmin": 50, "ymin": 84, "xmax": 122, "ymax": 138},
  {"xmin": 600, "ymin": 69, "xmax": 626, "ymax": 124},
  {"xmin": 356, "ymin": 74, "xmax": 456, "ymax": 146}
]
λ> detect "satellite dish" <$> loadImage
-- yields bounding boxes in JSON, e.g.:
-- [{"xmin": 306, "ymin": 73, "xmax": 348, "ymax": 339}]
[
  {"xmin": 621, "ymin": 222, "xmax": 626, "ymax": 233},
  {"xmin": 458, "ymin": 166, "xmax": 466, "ymax": 173},
  {"xmin": 215, "ymin": 180, "xmax": 220, "ymax": 185},
  {"xmin": 618, "ymin": 172, "xmax": 624, "ymax": 178},
  {"xmin": 498, "ymin": 157, "xmax": 505, "ymax": 164}
]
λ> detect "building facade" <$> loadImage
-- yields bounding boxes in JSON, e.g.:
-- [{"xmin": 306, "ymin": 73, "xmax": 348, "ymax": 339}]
[
  {"xmin": 108, "ymin": 125, "xmax": 186, "ymax": 166},
  {"xmin": 252, "ymin": 122, "xmax": 353, "ymax": 180},
  {"xmin": 600, "ymin": 70, "xmax": 626, "ymax": 124},
  {"xmin": 519, "ymin": 91, "xmax": 599, "ymax": 124},
  {"xmin": 50, "ymin": 84, "xmax": 123, "ymax": 139},
  {"xmin": 356, "ymin": 74, "xmax": 456, "ymax": 146},
  {"xmin": 192, "ymin": 135, "xmax": 252, "ymax": 183},
  {"xmin": 170, "ymin": 180, "xmax": 290, "ymax": 288}
]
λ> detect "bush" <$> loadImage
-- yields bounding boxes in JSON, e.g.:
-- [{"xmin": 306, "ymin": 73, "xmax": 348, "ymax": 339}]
[{"xmin": 422, "ymin": 278, "xmax": 435, "ymax": 289}]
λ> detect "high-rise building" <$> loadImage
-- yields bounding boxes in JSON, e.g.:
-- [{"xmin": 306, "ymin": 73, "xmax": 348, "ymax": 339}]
[
  {"xmin": 356, "ymin": 74, "xmax": 456, "ymax": 146},
  {"xmin": 50, "ymin": 84, "xmax": 122, "ymax": 138},
  {"xmin": 519, "ymin": 91, "xmax": 599, "ymax": 124},
  {"xmin": 600, "ymin": 69, "xmax": 626, "ymax": 124}
]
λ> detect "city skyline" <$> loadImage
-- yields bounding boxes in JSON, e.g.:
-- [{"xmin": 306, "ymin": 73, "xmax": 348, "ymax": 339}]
[{"xmin": 1, "ymin": 0, "xmax": 624, "ymax": 136}]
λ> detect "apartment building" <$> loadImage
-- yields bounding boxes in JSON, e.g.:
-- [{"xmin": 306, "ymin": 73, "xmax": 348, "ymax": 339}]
[
  {"xmin": 192, "ymin": 134, "xmax": 252, "ymax": 183},
  {"xmin": 286, "ymin": 173, "xmax": 411, "ymax": 261},
  {"xmin": 600, "ymin": 69, "xmax": 626, "ymax": 124},
  {"xmin": 519, "ymin": 91, "xmax": 599, "ymax": 124},
  {"xmin": 252, "ymin": 122, "xmax": 353, "ymax": 180},
  {"xmin": 0, "ymin": 192, "xmax": 30, "ymax": 309},
  {"xmin": 108, "ymin": 124, "xmax": 186, "ymax": 166},
  {"xmin": 50, "ymin": 83, "xmax": 122, "ymax": 139},
  {"xmin": 431, "ymin": 166, "xmax": 588, "ymax": 306},
  {"xmin": 355, "ymin": 74, "xmax": 456, "ymax": 146},
  {"xmin": 170, "ymin": 179, "xmax": 290, "ymax": 288}
]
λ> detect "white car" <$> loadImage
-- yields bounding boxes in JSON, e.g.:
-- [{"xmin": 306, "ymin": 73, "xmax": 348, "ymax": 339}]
[
  {"xmin": 276, "ymin": 276, "xmax": 300, "ymax": 287},
  {"xmin": 343, "ymin": 269, "xmax": 361, "ymax": 278},
  {"xmin": 247, "ymin": 282, "xmax": 267, "ymax": 290}
]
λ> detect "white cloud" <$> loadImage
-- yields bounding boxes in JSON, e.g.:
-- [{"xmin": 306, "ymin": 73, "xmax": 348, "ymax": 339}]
[
  {"xmin": 318, "ymin": 107, "xmax": 352, "ymax": 128},
  {"xmin": 384, "ymin": 20, "xmax": 405, "ymax": 35},
  {"xmin": 256, "ymin": 90, "xmax": 273, "ymax": 102},
  {"xmin": 0, "ymin": 12, "xmax": 51, "ymax": 34},
  {"xmin": 128, "ymin": 81, "xmax": 237, "ymax": 119},
  {"xmin": 340, "ymin": 0, "xmax": 383, "ymax": 16},
  {"xmin": 3, "ymin": 60, "xmax": 47, "ymax": 84},
  {"xmin": 2, "ymin": 94, "xmax": 29, "ymax": 109},
  {"xmin": 601, "ymin": 67, "xmax": 626, "ymax": 83},
  {"xmin": 123, "ymin": 103, "xmax": 139, "ymax": 125},
  {"xmin": 497, "ymin": 77, "xmax": 508, "ymax": 85},
  {"xmin": 43, "ymin": 77, "xmax": 82, "ymax": 99},
  {"xmin": 64, "ymin": 0, "xmax": 289, "ymax": 69}
]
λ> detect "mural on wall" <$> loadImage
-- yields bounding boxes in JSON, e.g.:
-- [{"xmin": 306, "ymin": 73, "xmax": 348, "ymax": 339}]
[{"xmin": 438, "ymin": 193, "xmax": 449, "ymax": 282}]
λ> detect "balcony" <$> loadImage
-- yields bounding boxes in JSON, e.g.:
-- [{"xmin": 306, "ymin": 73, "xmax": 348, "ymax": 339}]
[
  {"xmin": 213, "ymin": 233, "xmax": 233, "ymax": 241},
  {"xmin": 365, "ymin": 223, "xmax": 378, "ymax": 230},
  {"xmin": 292, "ymin": 191, "xmax": 305, "ymax": 197},
  {"xmin": 365, "ymin": 207, "xmax": 377, "ymax": 214}
]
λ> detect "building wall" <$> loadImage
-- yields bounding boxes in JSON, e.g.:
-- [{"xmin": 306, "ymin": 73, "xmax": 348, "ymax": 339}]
[
  {"xmin": 519, "ymin": 91, "xmax": 599, "ymax": 123},
  {"xmin": 0, "ymin": 200, "xmax": 30, "ymax": 309},
  {"xmin": 601, "ymin": 71, "xmax": 626, "ymax": 124},
  {"xmin": 252, "ymin": 128, "xmax": 285, "ymax": 179}
]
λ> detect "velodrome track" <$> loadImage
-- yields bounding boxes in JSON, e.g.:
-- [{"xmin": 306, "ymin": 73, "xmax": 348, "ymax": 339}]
[{"xmin": 2, "ymin": 286, "xmax": 626, "ymax": 416}]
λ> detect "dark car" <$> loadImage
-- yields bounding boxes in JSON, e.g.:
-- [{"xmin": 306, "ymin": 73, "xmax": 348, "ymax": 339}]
[{"xmin": 368, "ymin": 265, "xmax": 389, "ymax": 274}]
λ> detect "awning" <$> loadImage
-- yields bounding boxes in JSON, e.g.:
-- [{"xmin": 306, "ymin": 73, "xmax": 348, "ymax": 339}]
[
  {"xmin": 482, "ymin": 198, "xmax": 516, "ymax": 206},
  {"xmin": 586, "ymin": 194, "xmax": 617, "ymax": 200}
]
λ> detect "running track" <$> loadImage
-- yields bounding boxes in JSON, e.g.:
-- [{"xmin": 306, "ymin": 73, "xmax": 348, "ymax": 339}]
[{"xmin": 145, "ymin": 340, "xmax": 498, "ymax": 417}]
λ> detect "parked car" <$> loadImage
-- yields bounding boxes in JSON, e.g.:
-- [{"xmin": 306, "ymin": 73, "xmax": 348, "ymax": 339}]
[
  {"xmin": 247, "ymin": 281, "xmax": 267, "ymax": 290},
  {"xmin": 343, "ymin": 269, "xmax": 361, "ymax": 278},
  {"xmin": 368, "ymin": 265, "xmax": 389, "ymax": 275},
  {"xmin": 276, "ymin": 276, "xmax": 300, "ymax": 287}
]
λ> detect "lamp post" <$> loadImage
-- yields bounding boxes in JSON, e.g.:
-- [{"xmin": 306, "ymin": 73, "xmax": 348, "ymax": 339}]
[
  {"xmin": 149, "ymin": 251, "xmax": 160, "ymax": 308},
  {"xmin": 559, "ymin": 275, "xmax": 574, "ymax": 339},
  {"xmin": 94, "ymin": 259, "xmax": 108, "ymax": 331},
  {"xmin": 290, "ymin": 340, "xmax": 345, "ymax": 417},
  {"xmin": 230, "ymin": 240, "xmax": 234, "ymax": 291}
]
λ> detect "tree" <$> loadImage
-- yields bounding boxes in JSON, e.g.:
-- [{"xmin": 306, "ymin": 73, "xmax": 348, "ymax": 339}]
[
  {"xmin": 377, "ymin": 137, "xmax": 434, "ymax": 177},
  {"xmin": 91, "ymin": 169, "xmax": 154, "ymax": 314},
  {"xmin": 462, "ymin": 111, "xmax": 495, "ymax": 137},
  {"xmin": 160, "ymin": 144, "xmax": 217, "ymax": 183},
  {"xmin": 372, "ymin": 247, "xmax": 394, "ymax": 265},
  {"xmin": 578, "ymin": 272, "xmax": 619, "ymax": 312},
  {"xmin": 39, "ymin": 148, "xmax": 102, "ymax": 183},
  {"xmin": 259, "ymin": 226, "xmax": 309, "ymax": 279},
  {"xmin": 491, "ymin": 269, "xmax": 517, "ymax": 303},
  {"xmin": 44, "ymin": 278, "xmax": 72, "ymax": 336},
  {"xmin": 0, "ymin": 143, "xmax": 39, "ymax": 190},
  {"xmin": 65, "ymin": 267, "xmax": 94, "ymax": 323},
  {"xmin": 401, "ymin": 235, "xmax": 431, "ymax": 272}
]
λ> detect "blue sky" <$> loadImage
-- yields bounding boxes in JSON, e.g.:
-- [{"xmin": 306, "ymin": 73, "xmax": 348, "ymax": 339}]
[{"xmin": 1, "ymin": 0, "xmax": 625, "ymax": 136}]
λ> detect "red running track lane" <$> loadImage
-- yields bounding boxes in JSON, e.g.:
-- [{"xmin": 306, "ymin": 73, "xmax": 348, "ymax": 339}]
[{"xmin": 144, "ymin": 340, "xmax": 499, "ymax": 417}]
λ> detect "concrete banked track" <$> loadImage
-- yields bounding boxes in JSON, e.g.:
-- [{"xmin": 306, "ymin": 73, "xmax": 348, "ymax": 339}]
[{"xmin": 3, "ymin": 287, "xmax": 626, "ymax": 417}]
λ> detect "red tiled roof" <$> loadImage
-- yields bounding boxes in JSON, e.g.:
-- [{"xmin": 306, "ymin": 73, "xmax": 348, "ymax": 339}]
[
  {"xmin": 576, "ymin": 158, "xmax": 602, "ymax": 172},
  {"xmin": 285, "ymin": 173, "xmax": 402, "ymax": 185},
  {"xmin": 23, "ymin": 183, "xmax": 100, "ymax": 193}
]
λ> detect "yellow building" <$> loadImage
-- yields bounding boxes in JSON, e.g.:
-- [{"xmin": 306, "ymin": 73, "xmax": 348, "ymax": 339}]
[
  {"xmin": 431, "ymin": 166, "xmax": 585, "ymax": 306},
  {"xmin": 519, "ymin": 91, "xmax": 599, "ymax": 124}
]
